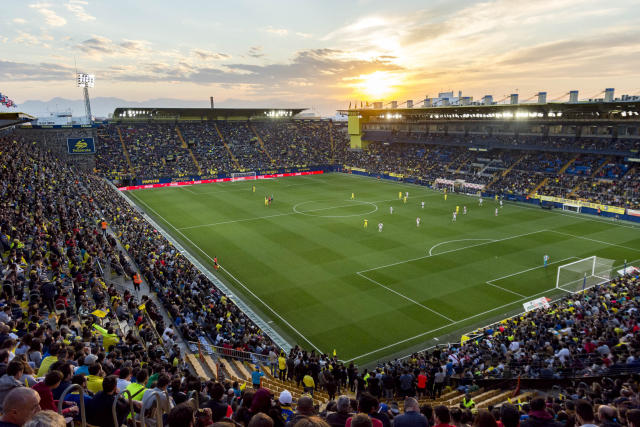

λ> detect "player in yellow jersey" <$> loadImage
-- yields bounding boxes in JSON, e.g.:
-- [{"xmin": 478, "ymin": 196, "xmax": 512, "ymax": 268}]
[
  {"xmin": 252, "ymin": 185, "xmax": 255, "ymax": 193},
  {"xmin": 363, "ymin": 219, "xmax": 368, "ymax": 229},
  {"xmin": 264, "ymin": 196, "xmax": 268, "ymax": 207},
  {"xmin": 351, "ymin": 192, "xmax": 355, "ymax": 200},
  {"xmin": 398, "ymin": 191, "xmax": 402, "ymax": 200},
  {"xmin": 403, "ymin": 196, "xmax": 407, "ymax": 204},
  {"xmin": 456, "ymin": 205, "xmax": 459, "ymax": 214},
  {"xmin": 444, "ymin": 194, "xmax": 448, "ymax": 201}
]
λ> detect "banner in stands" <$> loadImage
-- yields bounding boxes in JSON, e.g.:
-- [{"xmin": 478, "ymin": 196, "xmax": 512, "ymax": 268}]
[
  {"xmin": 532, "ymin": 194, "xmax": 625, "ymax": 215},
  {"xmin": 67, "ymin": 137, "xmax": 95, "ymax": 154},
  {"xmin": 121, "ymin": 168, "xmax": 328, "ymax": 191},
  {"xmin": 628, "ymin": 209, "xmax": 640, "ymax": 217},
  {"xmin": 523, "ymin": 296, "xmax": 551, "ymax": 312}
]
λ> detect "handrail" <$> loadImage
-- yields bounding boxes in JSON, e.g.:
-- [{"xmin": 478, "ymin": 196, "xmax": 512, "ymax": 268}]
[
  {"xmin": 187, "ymin": 340, "xmax": 271, "ymax": 364},
  {"xmin": 57, "ymin": 384, "xmax": 87, "ymax": 427},
  {"xmin": 187, "ymin": 390, "xmax": 200, "ymax": 410},
  {"xmin": 138, "ymin": 390, "xmax": 168, "ymax": 427},
  {"xmin": 114, "ymin": 389, "xmax": 136, "ymax": 427}
]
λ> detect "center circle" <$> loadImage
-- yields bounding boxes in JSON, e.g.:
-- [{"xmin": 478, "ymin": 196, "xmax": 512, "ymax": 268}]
[{"xmin": 292, "ymin": 200, "xmax": 378, "ymax": 218}]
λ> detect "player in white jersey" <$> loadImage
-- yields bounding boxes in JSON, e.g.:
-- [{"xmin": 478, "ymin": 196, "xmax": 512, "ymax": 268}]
[
  {"xmin": 495, "ymin": 207, "xmax": 499, "ymax": 216},
  {"xmin": 405, "ymin": 191, "xmax": 409, "ymax": 198},
  {"xmin": 416, "ymin": 217, "xmax": 421, "ymax": 227},
  {"xmin": 543, "ymin": 254, "xmax": 549, "ymax": 267},
  {"xmin": 452, "ymin": 211, "xmax": 457, "ymax": 222},
  {"xmin": 421, "ymin": 201, "xmax": 425, "ymax": 209},
  {"xmin": 500, "ymin": 199, "xmax": 503, "ymax": 208},
  {"xmin": 479, "ymin": 197, "xmax": 483, "ymax": 206},
  {"xmin": 390, "ymin": 206, "xmax": 393, "ymax": 214},
  {"xmin": 378, "ymin": 222, "xmax": 383, "ymax": 232},
  {"xmin": 463, "ymin": 206, "xmax": 467, "ymax": 215}
]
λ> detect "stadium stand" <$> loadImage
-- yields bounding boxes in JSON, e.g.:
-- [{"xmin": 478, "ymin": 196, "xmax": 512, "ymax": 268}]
[{"xmin": 3, "ymin": 103, "xmax": 640, "ymax": 426}]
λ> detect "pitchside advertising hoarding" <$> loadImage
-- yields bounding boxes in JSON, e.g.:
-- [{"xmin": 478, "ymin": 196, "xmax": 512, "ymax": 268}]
[{"xmin": 67, "ymin": 137, "xmax": 95, "ymax": 154}]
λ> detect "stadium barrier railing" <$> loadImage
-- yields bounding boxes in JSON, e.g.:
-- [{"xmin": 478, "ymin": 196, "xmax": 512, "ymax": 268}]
[{"xmin": 188, "ymin": 340, "xmax": 270, "ymax": 364}]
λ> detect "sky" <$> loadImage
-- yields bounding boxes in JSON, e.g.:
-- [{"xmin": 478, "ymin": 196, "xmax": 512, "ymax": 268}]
[{"xmin": 2, "ymin": 0, "xmax": 640, "ymax": 116}]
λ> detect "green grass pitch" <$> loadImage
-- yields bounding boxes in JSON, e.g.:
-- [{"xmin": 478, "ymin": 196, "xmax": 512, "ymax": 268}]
[{"xmin": 125, "ymin": 173, "xmax": 640, "ymax": 365}]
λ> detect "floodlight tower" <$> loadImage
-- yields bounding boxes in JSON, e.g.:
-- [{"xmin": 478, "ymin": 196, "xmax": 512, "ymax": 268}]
[{"xmin": 76, "ymin": 73, "xmax": 95, "ymax": 124}]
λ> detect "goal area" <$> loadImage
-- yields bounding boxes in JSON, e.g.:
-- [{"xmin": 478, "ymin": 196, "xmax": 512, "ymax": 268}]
[
  {"xmin": 556, "ymin": 256, "xmax": 616, "ymax": 293},
  {"xmin": 231, "ymin": 171, "xmax": 256, "ymax": 181}
]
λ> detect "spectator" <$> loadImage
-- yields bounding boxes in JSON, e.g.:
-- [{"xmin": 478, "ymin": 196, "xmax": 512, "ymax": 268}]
[
  {"xmin": 521, "ymin": 398, "xmax": 560, "ymax": 427},
  {"xmin": 327, "ymin": 396, "xmax": 353, "ymax": 427},
  {"xmin": 168, "ymin": 403, "xmax": 196, "ymax": 427},
  {"xmin": 394, "ymin": 398, "xmax": 428, "ymax": 427},
  {"xmin": 0, "ymin": 387, "xmax": 41, "ymax": 427},
  {"xmin": 0, "ymin": 360, "xmax": 25, "ymax": 411},
  {"xmin": 86, "ymin": 375, "xmax": 134, "ymax": 427},
  {"xmin": 23, "ymin": 410, "xmax": 66, "ymax": 427}
]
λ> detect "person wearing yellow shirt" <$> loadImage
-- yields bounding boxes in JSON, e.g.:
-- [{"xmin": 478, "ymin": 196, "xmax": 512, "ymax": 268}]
[
  {"xmin": 278, "ymin": 354, "xmax": 287, "ymax": 381},
  {"xmin": 86, "ymin": 363, "xmax": 104, "ymax": 394},
  {"xmin": 36, "ymin": 347, "xmax": 67, "ymax": 377},
  {"xmin": 302, "ymin": 372, "xmax": 315, "ymax": 396},
  {"xmin": 92, "ymin": 324, "xmax": 119, "ymax": 351}
]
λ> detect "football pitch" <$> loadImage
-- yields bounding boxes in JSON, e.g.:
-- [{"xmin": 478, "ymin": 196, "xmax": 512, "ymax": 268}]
[{"xmin": 124, "ymin": 173, "xmax": 640, "ymax": 365}]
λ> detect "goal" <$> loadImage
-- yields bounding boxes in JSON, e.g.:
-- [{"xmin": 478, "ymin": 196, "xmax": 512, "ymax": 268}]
[
  {"xmin": 231, "ymin": 171, "xmax": 256, "ymax": 181},
  {"xmin": 562, "ymin": 203, "xmax": 581, "ymax": 213},
  {"xmin": 556, "ymin": 256, "xmax": 616, "ymax": 293}
]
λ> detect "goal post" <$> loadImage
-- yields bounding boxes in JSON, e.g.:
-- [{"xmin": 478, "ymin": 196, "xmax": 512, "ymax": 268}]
[
  {"xmin": 556, "ymin": 256, "xmax": 616, "ymax": 293},
  {"xmin": 230, "ymin": 171, "xmax": 256, "ymax": 181}
]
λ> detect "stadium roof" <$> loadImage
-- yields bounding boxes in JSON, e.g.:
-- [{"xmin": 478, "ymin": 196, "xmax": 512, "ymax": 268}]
[
  {"xmin": 338, "ymin": 101, "xmax": 640, "ymax": 121},
  {"xmin": 0, "ymin": 112, "xmax": 36, "ymax": 129},
  {"xmin": 112, "ymin": 107, "xmax": 307, "ymax": 121}
]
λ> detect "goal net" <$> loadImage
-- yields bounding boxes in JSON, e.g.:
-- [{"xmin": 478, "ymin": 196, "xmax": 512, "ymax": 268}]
[
  {"xmin": 562, "ymin": 203, "xmax": 581, "ymax": 213},
  {"xmin": 556, "ymin": 256, "xmax": 616, "ymax": 293},
  {"xmin": 231, "ymin": 171, "xmax": 256, "ymax": 181}
]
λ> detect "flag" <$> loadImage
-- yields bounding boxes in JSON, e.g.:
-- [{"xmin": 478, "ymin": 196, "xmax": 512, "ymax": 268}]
[
  {"xmin": 138, "ymin": 303, "xmax": 146, "ymax": 311},
  {"xmin": 91, "ymin": 309, "xmax": 109, "ymax": 318},
  {"xmin": 461, "ymin": 334, "xmax": 470, "ymax": 345}
]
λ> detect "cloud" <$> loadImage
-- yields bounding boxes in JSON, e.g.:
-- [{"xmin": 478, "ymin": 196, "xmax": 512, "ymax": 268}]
[
  {"xmin": 13, "ymin": 18, "xmax": 27, "ymax": 24},
  {"xmin": 296, "ymin": 32, "xmax": 313, "ymax": 39},
  {"xmin": 75, "ymin": 36, "xmax": 151, "ymax": 59},
  {"xmin": 265, "ymin": 26, "xmax": 288, "ymax": 36},
  {"xmin": 0, "ymin": 60, "xmax": 74, "ymax": 81},
  {"xmin": 192, "ymin": 49, "xmax": 230, "ymax": 61},
  {"xmin": 65, "ymin": 0, "xmax": 95, "ymax": 22},
  {"xmin": 248, "ymin": 46, "xmax": 264, "ymax": 58},
  {"xmin": 28, "ymin": 2, "xmax": 66, "ymax": 27}
]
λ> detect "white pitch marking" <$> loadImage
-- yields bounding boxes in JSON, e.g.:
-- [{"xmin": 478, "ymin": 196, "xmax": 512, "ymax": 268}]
[
  {"xmin": 429, "ymin": 239, "xmax": 496, "ymax": 256},
  {"xmin": 356, "ymin": 272, "xmax": 455, "ymax": 323}
]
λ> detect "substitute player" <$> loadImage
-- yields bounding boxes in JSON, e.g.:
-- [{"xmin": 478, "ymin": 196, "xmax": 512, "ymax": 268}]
[
  {"xmin": 363, "ymin": 219, "xmax": 368, "ymax": 229},
  {"xmin": 378, "ymin": 222, "xmax": 383, "ymax": 232},
  {"xmin": 543, "ymin": 254, "xmax": 549, "ymax": 267}
]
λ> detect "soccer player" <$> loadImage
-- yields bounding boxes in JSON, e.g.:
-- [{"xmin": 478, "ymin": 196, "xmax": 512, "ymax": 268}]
[
  {"xmin": 463, "ymin": 206, "xmax": 467, "ymax": 215},
  {"xmin": 495, "ymin": 207, "xmax": 499, "ymax": 216},
  {"xmin": 444, "ymin": 194, "xmax": 448, "ymax": 201},
  {"xmin": 479, "ymin": 197, "xmax": 483, "ymax": 206},
  {"xmin": 378, "ymin": 222, "xmax": 383, "ymax": 232},
  {"xmin": 500, "ymin": 199, "xmax": 503, "ymax": 208},
  {"xmin": 403, "ymin": 195, "xmax": 407, "ymax": 204},
  {"xmin": 364, "ymin": 219, "xmax": 368, "ymax": 229},
  {"xmin": 351, "ymin": 192, "xmax": 355, "ymax": 200},
  {"xmin": 452, "ymin": 211, "xmax": 457, "ymax": 222},
  {"xmin": 421, "ymin": 201, "xmax": 425, "ymax": 209},
  {"xmin": 416, "ymin": 217, "xmax": 421, "ymax": 227},
  {"xmin": 398, "ymin": 191, "xmax": 402, "ymax": 200},
  {"xmin": 390, "ymin": 206, "xmax": 393, "ymax": 214},
  {"xmin": 456, "ymin": 205, "xmax": 460, "ymax": 214},
  {"xmin": 264, "ymin": 196, "xmax": 268, "ymax": 207},
  {"xmin": 405, "ymin": 191, "xmax": 409, "ymax": 198},
  {"xmin": 543, "ymin": 254, "xmax": 549, "ymax": 267},
  {"xmin": 252, "ymin": 185, "xmax": 255, "ymax": 193},
  {"xmin": 213, "ymin": 256, "xmax": 220, "ymax": 270}
]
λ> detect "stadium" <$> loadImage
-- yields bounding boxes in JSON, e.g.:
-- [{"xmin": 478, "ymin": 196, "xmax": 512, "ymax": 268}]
[{"xmin": 2, "ymin": 2, "xmax": 640, "ymax": 427}]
